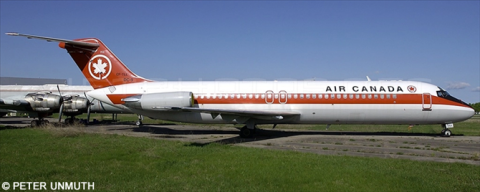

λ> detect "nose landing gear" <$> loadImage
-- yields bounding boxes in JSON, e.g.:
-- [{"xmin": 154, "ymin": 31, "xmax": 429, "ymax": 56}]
[{"xmin": 441, "ymin": 123, "xmax": 453, "ymax": 137}]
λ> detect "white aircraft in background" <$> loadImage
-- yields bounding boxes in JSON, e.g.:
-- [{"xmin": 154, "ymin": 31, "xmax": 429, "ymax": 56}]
[
  {"xmin": 0, "ymin": 84, "xmax": 132, "ymax": 126},
  {"xmin": 7, "ymin": 33, "xmax": 475, "ymax": 137}
]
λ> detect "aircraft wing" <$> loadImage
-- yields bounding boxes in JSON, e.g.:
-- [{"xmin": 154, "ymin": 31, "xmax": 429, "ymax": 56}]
[
  {"xmin": 0, "ymin": 98, "xmax": 32, "ymax": 112},
  {"xmin": 153, "ymin": 106, "xmax": 300, "ymax": 121}
]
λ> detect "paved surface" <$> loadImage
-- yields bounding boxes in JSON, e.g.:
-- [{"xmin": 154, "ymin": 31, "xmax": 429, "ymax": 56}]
[{"xmin": 2, "ymin": 117, "xmax": 479, "ymax": 165}]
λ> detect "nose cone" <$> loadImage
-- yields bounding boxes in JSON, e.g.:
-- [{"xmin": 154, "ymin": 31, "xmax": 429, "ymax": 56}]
[{"xmin": 456, "ymin": 106, "xmax": 475, "ymax": 122}]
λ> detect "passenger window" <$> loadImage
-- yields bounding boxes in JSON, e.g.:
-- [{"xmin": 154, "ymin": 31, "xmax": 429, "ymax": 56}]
[
  {"xmin": 274, "ymin": 94, "xmax": 278, "ymax": 99},
  {"xmin": 242, "ymin": 94, "xmax": 246, "ymax": 99},
  {"xmin": 349, "ymin": 94, "xmax": 353, "ymax": 99},
  {"xmin": 337, "ymin": 94, "xmax": 341, "ymax": 99},
  {"xmin": 386, "ymin": 94, "xmax": 390, "ymax": 99},
  {"xmin": 355, "ymin": 94, "xmax": 359, "ymax": 99},
  {"xmin": 374, "ymin": 94, "xmax": 378, "ymax": 99},
  {"xmin": 331, "ymin": 94, "xmax": 335, "ymax": 99},
  {"xmin": 362, "ymin": 94, "xmax": 366, "ymax": 99},
  {"xmin": 380, "ymin": 94, "xmax": 384, "ymax": 99},
  {"xmin": 343, "ymin": 94, "xmax": 347, "ymax": 99},
  {"xmin": 288, "ymin": 94, "xmax": 292, "ymax": 99},
  {"xmin": 231, "ymin": 94, "xmax": 235, "ymax": 99},
  {"xmin": 368, "ymin": 94, "xmax": 372, "ymax": 99},
  {"xmin": 261, "ymin": 94, "xmax": 265, "ymax": 99},
  {"xmin": 393, "ymin": 94, "xmax": 397, "ymax": 99},
  {"xmin": 300, "ymin": 94, "xmax": 304, "ymax": 99},
  {"xmin": 306, "ymin": 94, "xmax": 310, "ymax": 99},
  {"xmin": 294, "ymin": 94, "xmax": 298, "ymax": 99},
  {"xmin": 248, "ymin": 94, "xmax": 253, "ymax": 99},
  {"xmin": 255, "ymin": 94, "xmax": 259, "ymax": 99},
  {"xmin": 325, "ymin": 94, "xmax": 329, "ymax": 99},
  {"xmin": 212, "ymin": 94, "xmax": 217, "ymax": 99},
  {"xmin": 312, "ymin": 94, "xmax": 317, "ymax": 99},
  {"xmin": 319, "ymin": 94, "xmax": 323, "ymax": 99},
  {"xmin": 236, "ymin": 94, "xmax": 240, "ymax": 99}
]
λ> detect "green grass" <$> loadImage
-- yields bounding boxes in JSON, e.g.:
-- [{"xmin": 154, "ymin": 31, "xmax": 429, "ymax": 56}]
[{"xmin": 1, "ymin": 128, "xmax": 479, "ymax": 191}]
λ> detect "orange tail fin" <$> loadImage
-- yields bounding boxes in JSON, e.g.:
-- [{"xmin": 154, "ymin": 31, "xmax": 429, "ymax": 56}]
[
  {"xmin": 6, "ymin": 33, "xmax": 150, "ymax": 89},
  {"xmin": 59, "ymin": 38, "xmax": 150, "ymax": 89}
]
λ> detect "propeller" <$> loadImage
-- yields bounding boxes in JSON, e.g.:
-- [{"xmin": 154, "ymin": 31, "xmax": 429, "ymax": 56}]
[
  {"xmin": 84, "ymin": 92, "xmax": 95, "ymax": 125},
  {"xmin": 57, "ymin": 85, "xmax": 64, "ymax": 123}
]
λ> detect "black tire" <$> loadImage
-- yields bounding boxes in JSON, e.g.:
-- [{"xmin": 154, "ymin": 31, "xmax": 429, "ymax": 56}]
[
  {"xmin": 31, "ymin": 120, "xmax": 39, "ymax": 127},
  {"xmin": 68, "ymin": 118, "xmax": 75, "ymax": 125},
  {"xmin": 240, "ymin": 127, "xmax": 254, "ymax": 138},
  {"xmin": 40, "ymin": 120, "xmax": 49, "ymax": 126},
  {"xmin": 443, "ymin": 129, "xmax": 452, "ymax": 137}
]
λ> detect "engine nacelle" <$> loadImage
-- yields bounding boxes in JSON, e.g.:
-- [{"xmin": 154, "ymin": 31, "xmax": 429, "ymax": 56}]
[
  {"xmin": 63, "ymin": 96, "xmax": 89, "ymax": 113},
  {"xmin": 123, "ymin": 92, "xmax": 194, "ymax": 110},
  {"xmin": 24, "ymin": 92, "xmax": 63, "ymax": 112}
]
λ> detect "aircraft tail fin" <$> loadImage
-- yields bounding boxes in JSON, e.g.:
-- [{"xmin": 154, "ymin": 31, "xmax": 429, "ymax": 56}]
[{"xmin": 6, "ymin": 33, "xmax": 151, "ymax": 89}]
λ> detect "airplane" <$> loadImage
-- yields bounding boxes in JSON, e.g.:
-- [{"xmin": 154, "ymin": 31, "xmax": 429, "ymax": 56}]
[
  {"xmin": 0, "ymin": 84, "xmax": 133, "ymax": 126},
  {"xmin": 6, "ymin": 32, "xmax": 475, "ymax": 137}
]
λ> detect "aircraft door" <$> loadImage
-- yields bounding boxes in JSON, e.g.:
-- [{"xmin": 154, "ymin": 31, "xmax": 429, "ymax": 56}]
[
  {"xmin": 279, "ymin": 90, "xmax": 287, "ymax": 104},
  {"xmin": 265, "ymin": 90, "xmax": 274, "ymax": 104},
  {"xmin": 422, "ymin": 93, "xmax": 432, "ymax": 111}
]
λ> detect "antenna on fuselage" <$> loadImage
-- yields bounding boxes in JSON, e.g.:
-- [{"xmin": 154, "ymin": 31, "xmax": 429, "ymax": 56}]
[{"xmin": 366, "ymin": 76, "xmax": 371, "ymax": 81}]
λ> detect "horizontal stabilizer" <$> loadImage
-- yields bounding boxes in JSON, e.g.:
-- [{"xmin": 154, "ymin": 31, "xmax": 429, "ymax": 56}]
[{"xmin": 6, "ymin": 32, "xmax": 99, "ymax": 48}]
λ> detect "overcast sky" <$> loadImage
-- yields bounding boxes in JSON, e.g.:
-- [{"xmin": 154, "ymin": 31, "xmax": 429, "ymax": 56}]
[{"xmin": 1, "ymin": 1, "xmax": 479, "ymax": 103}]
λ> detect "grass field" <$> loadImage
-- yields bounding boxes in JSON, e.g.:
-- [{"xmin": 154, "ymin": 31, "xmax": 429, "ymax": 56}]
[
  {"xmin": 1, "ymin": 127, "xmax": 479, "ymax": 191},
  {"xmin": 69, "ymin": 113, "xmax": 480, "ymax": 136}
]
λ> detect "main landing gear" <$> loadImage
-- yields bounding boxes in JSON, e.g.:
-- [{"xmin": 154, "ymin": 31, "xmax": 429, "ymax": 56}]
[
  {"xmin": 64, "ymin": 117, "xmax": 80, "ymax": 125},
  {"xmin": 136, "ymin": 115, "xmax": 144, "ymax": 126},
  {"xmin": 30, "ymin": 113, "xmax": 50, "ymax": 127},
  {"xmin": 31, "ymin": 119, "xmax": 49, "ymax": 127},
  {"xmin": 240, "ymin": 124, "xmax": 258, "ymax": 138},
  {"xmin": 441, "ymin": 124, "xmax": 453, "ymax": 137}
]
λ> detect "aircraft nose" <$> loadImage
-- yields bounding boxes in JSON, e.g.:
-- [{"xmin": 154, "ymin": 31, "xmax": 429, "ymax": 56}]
[{"xmin": 463, "ymin": 106, "xmax": 475, "ymax": 119}]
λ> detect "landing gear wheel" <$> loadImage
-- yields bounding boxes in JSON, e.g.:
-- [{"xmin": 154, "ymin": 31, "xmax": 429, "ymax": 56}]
[
  {"xmin": 442, "ymin": 129, "xmax": 452, "ymax": 137},
  {"xmin": 65, "ymin": 118, "xmax": 74, "ymax": 125},
  {"xmin": 136, "ymin": 115, "xmax": 144, "ymax": 127},
  {"xmin": 31, "ymin": 120, "xmax": 39, "ymax": 127},
  {"xmin": 40, "ymin": 120, "xmax": 49, "ymax": 126},
  {"xmin": 240, "ymin": 127, "xmax": 255, "ymax": 138}
]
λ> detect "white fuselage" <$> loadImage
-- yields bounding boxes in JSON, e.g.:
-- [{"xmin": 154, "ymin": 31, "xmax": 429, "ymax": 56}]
[{"xmin": 88, "ymin": 80, "xmax": 475, "ymax": 125}]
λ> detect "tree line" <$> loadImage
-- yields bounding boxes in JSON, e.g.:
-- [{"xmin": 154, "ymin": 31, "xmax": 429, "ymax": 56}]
[{"xmin": 470, "ymin": 102, "xmax": 480, "ymax": 113}]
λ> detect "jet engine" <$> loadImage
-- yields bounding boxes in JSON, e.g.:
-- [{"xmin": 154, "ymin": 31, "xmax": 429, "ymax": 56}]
[
  {"xmin": 122, "ymin": 92, "xmax": 194, "ymax": 110},
  {"xmin": 24, "ymin": 92, "xmax": 63, "ymax": 112},
  {"xmin": 62, "ymin": 95, "xmax": 89, "ymax": 113}
]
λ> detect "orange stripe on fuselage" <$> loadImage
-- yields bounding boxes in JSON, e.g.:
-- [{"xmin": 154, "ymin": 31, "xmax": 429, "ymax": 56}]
[
  {"xmin": 106, "ymin": 93, "xmax": 470, "ymax": 108},
  {"xmin": 193, "ymin": 93, "xmax": 469, "ymax": 108}
]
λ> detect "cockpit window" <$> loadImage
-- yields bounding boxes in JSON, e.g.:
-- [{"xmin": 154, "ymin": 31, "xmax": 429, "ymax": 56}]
[
  {"xmin": 436, "ymin": 87, "xmax": 471, "ymax": 108},
  {"xmin": 437, "ymin": 91, "xmax": 451, "ymax": 97},
  {"xmin": 437, "ymin": 87, "xmax": 451, "ymax": 98}
]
